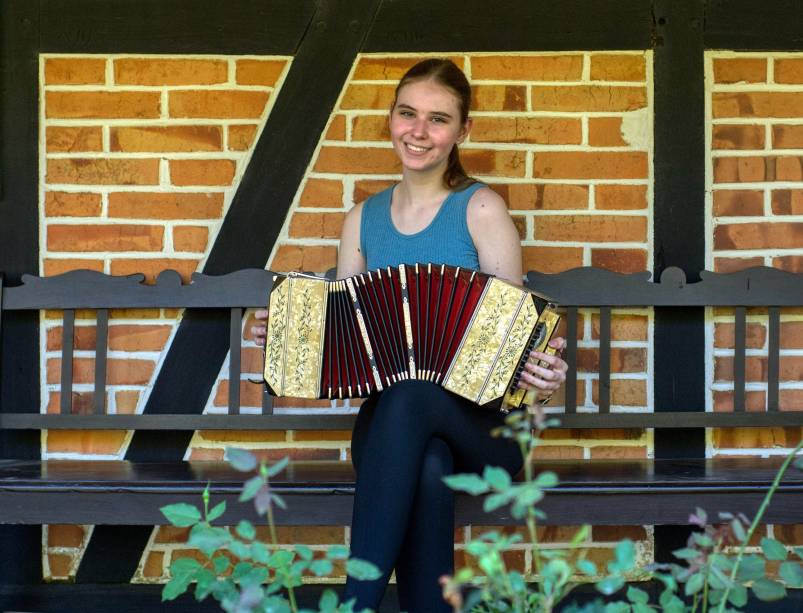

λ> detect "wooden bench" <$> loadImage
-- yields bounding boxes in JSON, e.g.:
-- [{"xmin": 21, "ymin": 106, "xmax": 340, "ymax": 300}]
[{"xmin": 1, "ymin": 265, "xmax": 803, "ymax": 610}]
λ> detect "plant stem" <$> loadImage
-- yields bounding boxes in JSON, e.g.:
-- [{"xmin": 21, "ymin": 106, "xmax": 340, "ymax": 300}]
[
  {"xmin": 716, "ymin": 439, "xmax": 803, "ymax": 613},
  {"xmin": 264, "ymin": 475, "xmax": 297, "ymax": 613}
]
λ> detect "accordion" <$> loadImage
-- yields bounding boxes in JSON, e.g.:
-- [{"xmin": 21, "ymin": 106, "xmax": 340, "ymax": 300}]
[{"xmin": 262, "ymin": 263, "xmax": 560, "ymax": 412}]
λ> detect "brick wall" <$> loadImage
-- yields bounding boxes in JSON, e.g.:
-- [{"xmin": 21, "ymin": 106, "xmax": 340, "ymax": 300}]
[{"xmin": 707, "ymin": 52, "xmax": 803, "ymax": 458}]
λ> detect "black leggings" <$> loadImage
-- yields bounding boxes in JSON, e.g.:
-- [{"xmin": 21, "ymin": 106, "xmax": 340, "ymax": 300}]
[{"xmin": 343, "ymin": 380, "xmax": 524, "ymax": 613}]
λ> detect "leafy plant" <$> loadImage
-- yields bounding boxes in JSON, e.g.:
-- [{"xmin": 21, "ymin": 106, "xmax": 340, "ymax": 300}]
[
  {"xmin": 160, "ymin": 448, "xmax": 381, "ymax": 613},
  {"xmin": 442, "ymin": 409, "xmax": 803, "ymax": 613}
]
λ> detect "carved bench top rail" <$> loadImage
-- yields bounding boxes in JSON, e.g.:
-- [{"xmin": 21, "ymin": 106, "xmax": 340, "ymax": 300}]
[{"xmin": 528, "ymin": 266, "xmax": 803, "ymax": 307}]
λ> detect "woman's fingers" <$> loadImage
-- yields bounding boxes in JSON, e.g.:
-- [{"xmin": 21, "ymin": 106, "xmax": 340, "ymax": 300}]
[{"xmin": 255, "ymin": 309, "xmax": 268, "ymax": 320}]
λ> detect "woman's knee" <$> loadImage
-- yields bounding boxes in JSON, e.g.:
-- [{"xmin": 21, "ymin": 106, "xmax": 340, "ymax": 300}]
[
  {"xmin": 418, "ymin": 437, "xmax": 454, "ymax": 496},
  {"xmin": 373, "ymin": 380, "xmax": 439, "ymax": 427}
]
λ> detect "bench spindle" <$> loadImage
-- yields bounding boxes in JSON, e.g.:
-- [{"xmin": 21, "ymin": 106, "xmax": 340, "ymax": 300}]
[
  {"xmin": 564, "ymin": 306, "xmax": 578, "ymax": 413},
  {"xmin": 733, "ymin": 307, "xmax": 747, "ymax": 412},
  {"xmin": 93, "ymin": 309, "xmax": 108, "ymax": 414},
  {"xmin": 598, "ymin": 306, "xmax": 611, "ymax": 414},
  {"xmin": 767, "ymin": 307, "xmax": 780, "ymax": 411},
  {"xmin": 60, "ymin": 309, "xmax": 76, "ymax": 415},
  {"xmin": 228, "ymin": 307, "xmax": 242, "ymax": 415}
]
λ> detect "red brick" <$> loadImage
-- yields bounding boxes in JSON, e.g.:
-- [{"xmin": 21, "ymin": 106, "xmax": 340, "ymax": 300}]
[
  {"xmin": 189, "ymin": 448, "xmax": 225, "ymax": 460},
  {"xmin": 715, "ymin": 222, "xmax": 803, "ymax": 250},
  {"xmin": 353, "ymin": 180, "xmax": 396, "ymax": 203},
  {"xmin": 46, "ymin": 391, "xmax": 96, "ymax": 415},
  {"xmin": 47, "ymin": 323, "xmax": 172, "ymax": 352},
  {"xmin": 534, "ymin": 152, "xmax": 648, "ymax": 179},
  {"xmin": 713, "ymin": 256, "xmax": 765, "ymax": 273},
  {"xmin": 774, "ymin": 525, "xmax": 803, "ymax": 544},
  {"xmin": 713, "ymin": 156, "xmax": 768, "ymax": 183},
  {"xmin": 292, "ymin": 430, "xmax": 352, "ymax": 442},
  {"xmin": 576, "ymin": 347, "xmax": 647, "ymax": 373},
  {"xmin": 351, "ymin": 115, "xmax": 390, "ymax": 141},
  {"xmin": 173, "ymin": 226, "xmax": 209, "ymax": 252},
  {"xmin": 590, "ymin": 446, "xmax": 647, "ymax": 459},
  {"xmin": 110, "ymin": 126, "xmax": 222, "ymax": 152},
  {"xmin": 235, "ymin": 59, "xmax": 286, "ymax": 86},
  {"xmin": 713, "ymin": 92, "xmax": 803, "ymax": 118},
  {"xmin": 595, "ymin": 184, "xmax": 647, "ymax": 210},
  {"xmin": 142, "ymin": 551, "xmax": 165, "ymax": 578},
  {"xmin": 591, "ymin": 379, "xmax": 647, "ymax": 406},
  {"xmin": 592, "ymin": 314, "xmax": 648, "ymax": 341},
  {"xmin": 251, "ymin": 448, "xmax": 341, "ymax": 461},
  {"xmin": 115, "ymin": 390, "xmax": 140, "ymax": 414},
  {"xmin": 535, "ymin": 184, "xmax": 589, "ymax": 210},
  {"xmin": 777, "ymin": 156, "xmax": 803, "ymax": 181},
  {"xmin": 170, "ymin": 90, "xmax": 269, "ymax": 119},
  {"xmin": 110, "ymin": 259, "xmax": 200, "ymax": 284},
  {"xmin": 531, "ymin": 86, "xmax": 647, "ymax": 112},
  {"xmin": 713, "ymin": 390, "xmax": 766, "ymax": 412},
  {"xmin": 43, "ymin": 259, "xmax": 105, "ymax": 276},
  {"xmin": 781, "ymin": 322, "xmax": 803, "ymax": 349},
  {"xmin": 470, "ymin": 117, "xmax": 581, "ymax": 145},
  {"xmin": 198, "ymin": 430, "xmax": 286, "ymax": 443},
  {"xmin": 461, "ymin": 149, "xmax": 526, "ymax": 177},
  {"xmin": 46, "ymin": 430, "xmax": 129, "ymax": 455},
  {"xmin": 714, "ymin": 322, "xmax": 767, "ymax": 349},
  {"xmin": 48, "ymin": 554, "xmax": 74, "ymax": 578},
  {"xmin": 47, "ymin": 224, "xmax": 163, "ymax": 252},
  {"xmin": 114, "ymin": 58, "xmax": 227, "ymax": 85},
  {"xmin": 772, "ymin": 125, "xmax": 803, "ymax": 149},
  {"xmin": 470, "ymin": 55, "xmax": 583, "ymax": 81},
  {"xmin": 47, "ymin": 158, "xmax": 160, "ymax": 185},
  {"xmin": 536, "ymin": 215, "xmax": 647, "ymax": 242},
  {"xmin": 45, "ymin": 58, "xmax": 106, "ymax": 85},
  {"xmin": 713, "ymin": 189, "xmax": 764, "ymax": 216},
  {"xmin": 45, "ymin": 192, "xmax": 102, "ymax": 217},
  {"xmin": 270, "ymin": 245, "xmax": 338, "ymax": 273},
  {"xmin": 778, "ymin": 390, "xmax": 803, "ymax": 411},
  {"xmin": 288, "ymin": 212, "xmax": 345, "ymax": 239},
  {"xmin": 772, "ymin": 189, "xmax": 803, "ymax": 215},
  {"xmin": 48, "ymin": 525, "xmax": 86, "ymax": 548},
  {"xmin": 340, "ymin": 84, "xmax": 396, "ymax": 110},
  {"xmin": 314, "ymin": 146, "xmax": 401, "ymax": 174},
  {"xmin": 590, "ymin": 54, "xmax": 646, "ymax": 81},
  {"xmin": 47, "ymin": 357, "xmax": 155, "ymax": 386},
  {"xmin": 591, "ymin": 248, "xmax": 648, "ymax": 273},
  {"xmin": 170, "ymin": 159, "xmax": 235, "ymax": 186},
  {"xmin": 531, "ymin": 445, "xmax": 584, "ymax": 460},
  {"xmin": 522, "ymin": 246, "xmax": 583, "ymax": 273},
  {"xmin": 353, "ymin": 57, "xmax": 465, "ymax": 80},
  {"xmin": 712, "ymin": 58, "xmax": 767, "ymax": 84},
  {"xmin": 774, "ymin": 255, "xmax": 803, "ymax": 272},
  {"xmin": 270, "ymin": 526, "xmax": 346, "ymax": 545},
  {"xmin": 154, "ymin": 526, "xmax": 191, "ymax": 544},
  {"xmin": 46, "ymin": 91, "xmax": 161, "ymax": 119},
  {"xmin": 713, "ymin": 427, "xmax": 800, "ymax": 449},
  {"xmin": 228, "ymin": 124, "xmax": 258, "ymax": 151},
  {"xmin": 108, "ymin": 192, "xmax": 223, "ymax": 219},
  {"xmin": 46, "ymin": 126, "xmax": 103, "ymax": 153},
  {"xmin": 542, "ymin": 428, "xmax": 645, "ymax": 441},
  {"xmin": 325, "ymin": 115, "xmax": 347, "ymax": 140},
  {"xmin": 300, "ymin": 178, "xmax": 344, "ymax": 208},
  {"xmin": 471, "ymin": 85, "xmax": 527, "ymax": 112},
  {"xmin": 713, "ymin": 124, "xmax": 766, "ymax": 150},
  {"xmin": 592, "ymin": 526, "xmax": 648, "ymax": 541},
  {"xmin": 774, "ymin": 59, "xmax": 803, "ymax": 84},
  {"xmin": 588, "ymin": 117, "xmax": 627, "ymax": 147}
]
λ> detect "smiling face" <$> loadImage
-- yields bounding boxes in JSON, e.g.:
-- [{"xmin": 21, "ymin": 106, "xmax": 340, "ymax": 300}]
[{"xmin": 389, "ymin": 78, "xmax": 471, "ymax": 177}]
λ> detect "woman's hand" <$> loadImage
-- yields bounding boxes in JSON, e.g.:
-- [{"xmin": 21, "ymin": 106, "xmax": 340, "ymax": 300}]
[
  {"xmin": 517, "ymin": 337, "xmax": 568, "ymax": 403},
  {"xmin": 252, "ymin": 309, "xmax": 268, "ymax": 347}
]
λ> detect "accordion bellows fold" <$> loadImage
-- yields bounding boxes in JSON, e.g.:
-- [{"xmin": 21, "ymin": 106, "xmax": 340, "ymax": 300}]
[{"xmin": 263, "ymin": 263, "xmax": 560, "ymax": 412}]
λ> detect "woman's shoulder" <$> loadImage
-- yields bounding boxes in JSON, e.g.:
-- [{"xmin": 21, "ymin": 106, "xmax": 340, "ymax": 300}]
[
  {"xmin": 361, "ymin": 184, "xmax": 395, "ymax": 209},
  {"xmin": 465, "ymin": 184, "xmax": 509, "ymax": 220}
]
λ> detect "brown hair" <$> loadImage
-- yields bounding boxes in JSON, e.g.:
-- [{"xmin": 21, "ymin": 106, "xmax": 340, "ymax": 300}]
[{"xmin": 393, "ymin": 58, "xmax": 475, "ymax": 191}]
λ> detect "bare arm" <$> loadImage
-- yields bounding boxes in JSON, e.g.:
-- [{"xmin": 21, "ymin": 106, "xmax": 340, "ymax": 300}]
[
  {"xmin": 466, "ymin": 186, "xmax": 523, "ymax": 285},
  {"xmin": 336, "ymin": 202, "xmax": 367, "ymax": 279}
]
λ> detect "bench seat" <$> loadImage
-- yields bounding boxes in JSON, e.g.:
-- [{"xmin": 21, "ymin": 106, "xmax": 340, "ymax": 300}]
[{"xmin": 2, "ymin": 458, "xmax": 801, "ymax": 527}]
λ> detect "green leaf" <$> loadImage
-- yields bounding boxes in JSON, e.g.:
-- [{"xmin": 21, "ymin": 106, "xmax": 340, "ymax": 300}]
[
  {"xmin": 295, "ymin": 544, "xmax": 314, "ymax": 561},
  {"xmin": 685, "ymin": 572, "xmax": 704, "ymax": 596},
  {"xmin": 608, "ymin": 539, "xmax": 636, "ymax": 573},
  {"xmin": 193, "ymin": 568, "xmax": 216, "ymax": 601},
  {"xmin": 692, "ymin": 532, "xmax": 713, "ymax": 548},
  {"xmin": 483, "ymin": 466, "xmax": 512, "ymax": 490},
  {"xmin": 240, "ymin": 475, "xmax": 264, "ymax": 502},
  {"xmin": 310, "ymin": 558, "xmax": 333, "ymax": 576},
  {"xmin": 794, "ymin": 546, "xmax": 803, "ymax": 560},
  {"xmin": 228, "ymin": 539, "xmax": 251, "ymax": 560},
  {"xmin": 627, "ymin": 585, "xmax": 649, "ymax": 605},
  {"xmin": 728, "ymin": 583, "xmax": 748, "ymax": 607},
  {"xmin": 160, "ymin": 503, "xmax": 202, "ymax": 528},
  {"xmin": 170, "ymin": 557, "xmax": 203, "ymax": 575},
  {"xmin": 483, "ymin": 491, "xmax": 516, "ymax": 513},
  {"xmin": 442, "ymin": 473, "xmax": 489, "ymax": 495},
  {"xmin": 212, "ymin": 555, "xmax": 230, "ymax": 574},
  {"xmin": 761, "ymin": 537, "xmax": 788, "ymax": 561},
  {"xmin": 267, "ymin": 549, "xmax": 294, "ymax": 568},
  {"xmin": 188, "ymin": 524, "xmax": 231, "ymax": 557},
  {"xmin": 346, "ymin": 558, "xmax": 382, "ymax": 581},
  {"xmin": 206, "ymin": 501, "xmax": 226, "ymax": 523},
  {"xmin": 266, "ymin": 455, "xmax": 290, "ymax": 478},
  {"xmin": 250, "ymin": 542, "xmax": 269, "ymax": 564},
  {"xmin": 226, "ymin": 447, "xmax": 258, "ymax": 472},
  {"xmin": 576, "ymin": 559, "xmax": 597, "ymax": 575},
  {"xmin": 571, "ymin": 525, "xmax": 591, "ymax": 546},
  {"xmin": 737, "ymin": 554, "xmax": 765, "ymax": 582},
  {"xmin": 595, "ymin": 575, "xmax": 624, "ymax": 595},
  {"xmin": 751, "ymin": 578, "xmax": 787, "ymax": 601},
  {"xmin": 779, "ymin": 561, "xmax": 803, "ymax": 588},
  {"xmin": 319, "ymin": 588, "xmax": 339, "ymax": 611},
  {"xmin": 672, "ymin": 547, "xmax": 701, "ymax": 560},
  {"xmin": 534, "ymin": 470, "xmax": 558, "ymax": 488},
  {"xmin": 709, "ymin": 553, "xmax": 734, "ymax": 572},
  {"xmin": 326, "ymin": 545, "xmax": 349, "ymax": 559},
  {"xmin": 162, "ymin": 575, "xmax": 192, "ymax": 601},
  {"xmin": 731, "ymin": 518, "xmax": 747, "ymax": 543},
  {"xmin": 235, "ymin": 519, "xmax": 256, "ymax": 541}
]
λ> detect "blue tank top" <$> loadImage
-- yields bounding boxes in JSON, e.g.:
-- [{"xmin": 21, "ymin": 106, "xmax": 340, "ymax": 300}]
[{"xmin": 359, "ymin": 182, "xmax": 484, "ymax": 271}]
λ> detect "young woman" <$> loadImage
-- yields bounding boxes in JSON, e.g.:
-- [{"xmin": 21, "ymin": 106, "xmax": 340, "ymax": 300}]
[{"xmin": 254, "ymin": 58, "xmax": 568, "ymax": 612}]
